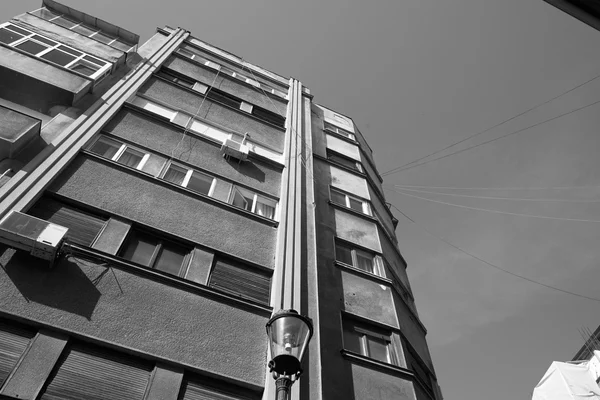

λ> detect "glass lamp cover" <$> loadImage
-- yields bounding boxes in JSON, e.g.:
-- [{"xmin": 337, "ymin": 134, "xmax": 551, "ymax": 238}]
[{"xmin": 267, "ymin": 311, "xmax": 312, "ymax": 375}]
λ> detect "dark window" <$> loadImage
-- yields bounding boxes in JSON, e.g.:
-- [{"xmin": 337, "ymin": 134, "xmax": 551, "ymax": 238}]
[
  {"xmin": 156, "ymin": 70, "xmax": 195, "ymax": 88},
  {"xmin": 252, "ymin": 107, "xmax": 285, "ymax": 127},
  {"xmin": 15, "ymin": 40, "xmax": 48, "ymax": 55},
  {"xmin": 0, "ymin": 320, "xmax": 35, "ymax": 388},
  {"xmin": 40, "ymin": 49, "xmax": 76, "ymax": 66},
  {"xmin": 40, "ymin": 343, "xmax": 153, "ymax": 400},
  {"xmin": 343, "ymin": 318, "xmax": 397, "ymax": 365},
  {"xmin": 208, "ymin": 257, "xmax": 271, "ymax": 305},
  {"xmin": 178, "ymin": 375, "xmax": 259, "ymax": 400},
  {"xmin": 119, "ymin": 230, "xmax": 190, "ymax": 277},
  {"xmin": 206, "ymin": 89, "xmax": 242, "ymax": 109},
  {"xmin": 28, "ymin": 198, "xmax": 107, "ymax": 246},
  {"xmin": 329, "ymin": 187, "xmax": 371, "ymax": 215},
  {"xmin": 334, "ymin": 241, "xmax": 385, "ymax": 277},
  {"xmin": 0, "ymin": 28, "xmax": 23, "ymax": 44},
  {"xmin": 327, "ymin": 150, "xmax": 362, "ymax": 172}
]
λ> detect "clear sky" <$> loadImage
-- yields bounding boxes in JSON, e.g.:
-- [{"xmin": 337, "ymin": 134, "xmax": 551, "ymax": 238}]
[{"xmin": 3, "ymin": 1, "xmax": 600, "ymax": 399}]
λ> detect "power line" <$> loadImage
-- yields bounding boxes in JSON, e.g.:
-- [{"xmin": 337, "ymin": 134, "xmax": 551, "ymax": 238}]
[
  {"xmin": 381, "ymin": 71, "xmax": 600, "ymax": 177},
  {"xmin": 388, "ymin": 187, "xmax": 600, "ymax": 223},
  {"xmin": 381, "ymin": 98, "xmax": 600, "ymax": 177},
  {"xmin": 392, "ymin": 184, "xmax": 600, "ymax": 191},
  {"xmin": 388, "ymin": 186, "xmax": 600, "ymax": 203},
  {"xmin": 387, "ymin": 203, "xmax": 600, "ymax": 303}
]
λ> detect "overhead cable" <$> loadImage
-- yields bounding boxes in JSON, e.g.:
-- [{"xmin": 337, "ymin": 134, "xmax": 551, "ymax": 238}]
[
  {"xmin": 381, "ymin": 71, "xmax": 600, "ymax": 177},
  {"xmin": 392, "ymin": 184, "xmax": 600, "ymax": 191},
  {"xmin": 388, "ymin": 187, "xmax": 600, "ymax": 223},
  {"xmin": 387, "ymin": 203, "xmax": 600, "ymax": 303}
]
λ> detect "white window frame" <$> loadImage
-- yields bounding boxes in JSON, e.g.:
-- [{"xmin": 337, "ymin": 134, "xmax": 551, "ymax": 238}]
[
  {"xmin": 335, "ymin": 240, "xmax": 386, "ymax": 278},
  {"xmin": 29, "ymin": 7, "xmax": 135, "ymax": 52},
  {"xmin": 330, "ymin": 187, "xmax": 372, "ymax": 216},
  {"xmin": 88, "ymin": 136, "xmax": 149, "ymax": 170},
  {"xmin": 0, "ymin": 22, "xmax": 111, "ymax": 81},
  {"xmin": 229, "ymin": 186, "xmax": 278, "ymax": 221},
  {"xmin": 344, "ymin": 321, "xmax": 396, "ymax": 365},
  {"xmin": 161, "ymin": 162, "xmax": 216, "ymax": 197},
  {"xmin": 324, "ymin": 121, "xmax": 355, "ymax": 140}
]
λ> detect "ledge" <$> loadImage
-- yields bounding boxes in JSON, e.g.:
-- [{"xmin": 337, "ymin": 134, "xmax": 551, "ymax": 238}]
[{"xmin": 341, "ymin": 350, "xmax": 414, "ymax": 379}]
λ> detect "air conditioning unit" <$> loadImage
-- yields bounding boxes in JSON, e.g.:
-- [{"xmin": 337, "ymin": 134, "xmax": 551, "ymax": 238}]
[
  {"xmin": 220, "ymin": 138, "xmax": 249, "ymax": 161},
  {"xmin": 0, "ymin": 211, "xmax": 68, "ymax": 263}
]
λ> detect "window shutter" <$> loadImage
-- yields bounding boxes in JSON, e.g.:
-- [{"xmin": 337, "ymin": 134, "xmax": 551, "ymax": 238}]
[
  {"xmin": 178, "ymin": 378, "xmax": 255, "ymax": 400},
  {"xmin": 208, "ymin": 259, "xmax": 271, "ymax": 305},
  {"xmin": 0, "ymin": 320, "xmax": 35, "ymax": 387},
  {"xmin": 40, "ymin": 344, "xmax": 152, "ymax": 400},
  {"xmin": 28, "ymin": 198, "xmax": 107, "ymax": 246}
]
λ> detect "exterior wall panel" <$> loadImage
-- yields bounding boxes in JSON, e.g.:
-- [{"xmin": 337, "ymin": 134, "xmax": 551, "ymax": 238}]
[
  {"xmin": 329, "ymin": 164, "xmax": 370, "ymax": 199},
  {"xmin": 333, "ymin": 208, "xmax": 381, "ymax": 252},
  {"xmin": 350, "ymin": 362, "xmax": 416, "ymax": 400},
  {"xmin": 341, "ymin": 270, "xmax": 398, "ymax": 328},
  {"xmin": 325, "ymin": 134, "xmax": 361, "ymax": 161}
]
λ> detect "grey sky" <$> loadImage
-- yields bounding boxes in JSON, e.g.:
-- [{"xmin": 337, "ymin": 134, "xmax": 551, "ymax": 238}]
[{"xmin": 4, "ymin": 1, "xmax": 600, "ymax": 399}]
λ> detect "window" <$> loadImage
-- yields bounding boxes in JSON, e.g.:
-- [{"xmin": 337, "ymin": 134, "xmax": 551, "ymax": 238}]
[
  {"xmin": 330, "ymin": 187, "xmax": 371, "ymax": 215},
  {"xmin": 335, "ymin": 241, "xmax": 385, "ymax": 277},
  {"xmin": 0, "ymin": 169, "xmax": 14, "ymax": 188},
  {"xmin": 0, "ymin": 22, "xmax": 111, "ymax": 81},
  {"xmin": 162, "ymin": 163, "xmax": 215, "ymax": 196},
  {"xmin": 179, "ymin": 375, "xmax": 260, "ymax": 400},
  {"xmin": 208, "ymin": 257, "xmax": 271, "ymax": 305},
  {"xmin": 156, "ymin": 70, "xmax": 208, "ymax": 94},
  {"xmin": 327, "ymin": 150, "xmax": 363, "ymax": 173},
  {"xmin": 324, "ymin": 121, "xmax": 355, "ymax": 140},
  {"xmin": 29, "ymin": 7, "xmax": 135, "ymax": 52},
  {"xmin": 343, "ymin": 318, "xmax": 397, "ymax": 365},
  {"xmin": 0, "ymin": 320, "xmax": 35, "ymax": 388},
  {"xmin": 88, "ymin": 136, "xmax": 150, "ymax": 170},
  {"xmin": 229, "ymin": 186, "xmax": 277, "ymax": 220},
  {"xmin": 119, "ymin": 230, "xmax": 190, "ymax": 277}
]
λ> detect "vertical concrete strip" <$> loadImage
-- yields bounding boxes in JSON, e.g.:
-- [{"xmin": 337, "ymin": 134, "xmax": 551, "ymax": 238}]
[
  {"xmin": 0, "ymin": 330, "xmax": 68, "ymax": 400},
  {"xmin": 0, "ymin": 28, "xmax": 189, "ymax": 219},
  {"xmin": 144, "ymin": 364, "xmax": 184, "ymax": 400}
]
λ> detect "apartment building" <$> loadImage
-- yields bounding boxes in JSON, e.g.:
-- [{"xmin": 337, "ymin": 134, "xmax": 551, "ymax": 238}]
[{"xmin": 0, "ymin": 1, "xmax": 442, "ymax": 399}]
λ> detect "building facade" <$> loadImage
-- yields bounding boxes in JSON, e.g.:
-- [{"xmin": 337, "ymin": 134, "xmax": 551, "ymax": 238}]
[{"xmin": 0, "ymin": 1, "xmax": 442, "ymax": 399}]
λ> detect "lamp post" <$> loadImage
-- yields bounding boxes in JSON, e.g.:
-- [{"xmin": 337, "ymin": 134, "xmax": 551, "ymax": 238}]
[{"xmin": 266, "ymin": 309, "xmax": 313, "ymax": 400}]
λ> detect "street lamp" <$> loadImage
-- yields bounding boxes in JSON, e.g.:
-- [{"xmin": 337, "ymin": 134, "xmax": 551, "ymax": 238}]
[{"xmin": 266, "ymin": 309, "xmax": 313, "ymax": 400}]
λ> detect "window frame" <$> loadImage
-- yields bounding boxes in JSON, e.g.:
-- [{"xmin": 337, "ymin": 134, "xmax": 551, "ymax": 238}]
[
  {"xmin": 342, "ymin": 318, "xmax": 398, "ymax": 366},
  {"xmin": 334, "ymin": 240, "xmax": 385, "ymax": 278},
  {"xmin": 0, "ymin": 22, "xmax": 111, "ymax": 81},
  {"xmin": 161, "ymin": 162, "xmax": 216, "ymax": 197},
  {"xmin": 330, "ymin": 186, "xmax": 372, "ymax": 216},
  {"xmin": 29, "ymin": 7, "xmax": 135, "ymax": 52},
  {"xmin": 88, "ymin": 136, "xmax": 150, "ymax": 171},
  {"xmin": 324, "ymin": 121, "xmax": 355, "ymax": 140},
  {"xmin": 326, "ymin": 149, "xmax": 363, "ymax": 173},
  {"xmin": 228, "ymin": 186, "xmax": 278, "ymax": 221}
]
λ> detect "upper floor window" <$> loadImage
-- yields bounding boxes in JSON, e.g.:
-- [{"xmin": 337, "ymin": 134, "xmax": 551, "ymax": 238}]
[
  {"xmin": 343, "ymin": 318, "xmax": 398, "ymax": 365},
  {"xmin": 229, "ymin": 186, "xmax": 277, "ymax": 220},
  {"xmin": 119, "ymin": 229, "xmax": 191, "ymax": 277},
  {"xmin": 29, "ymin": 7, "xmax": 135, "ymax": 52},
  {"xmin": 162, "ymin": 162, "xmax": 215, "ymax": 197},
  {"xmin": 335, "ymin": 240, "xmax": 385, "ymax": 277},
  {"xmin": 208, "ymin": 256, "xmax": 271, "ymax": 305},
  {"xmin": 0, "ymin": 23, "xmax": 111, "ymax": 81},
  {"xmin": 327, "ymin": 150, "xmax": 363, "ymax": 173},
  {"xmin": 324, "ymin": 121, "xmax": 355, "ymax": 140},
  {"xmin": 330, "ymin": 187, "xmax": 371, "ymax": 216},
  {"xmin": 88, "ymin": 136, "xmax": 149, "ymax": 170}
]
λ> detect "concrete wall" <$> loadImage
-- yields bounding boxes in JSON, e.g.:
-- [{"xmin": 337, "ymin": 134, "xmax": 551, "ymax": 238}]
[
  {"xmin": 392, "ymin": 291, "xmax": 432, "ymax": 371},
  {"xmin": 334, "ymin": 208, "xmax": 381, "ymax": 252},
  {"xmin": 138, "ymin": 77, "xmax": 285, "ymax": 151},
  {"xmin": 163, "ymin": 56, "xmax": 286, "ymax": 115},
  {"xmin": 349, "ymin": 362, "xmax": 416, "ymax": 400},
  {"xmin": 325, "ymin": 134, "xmax": 361, "ymax": 161},
  {"xmin": 341, "ymin": 270, "xmax": 398, "ymax": 328},
  {"xmin": 49, "ymin": 155, "xmax": 277, "ymax": 267},
  {"xmin": 0, "ymin": 247, "xmax": 268, "ymax": 387},
  {"xmin": 369, "ymin": 188, "xmax": 397, "ymax": 242},
  {"xmin": 104, "ymin": 108, "xmax": 282, "ymax": 197},
  {"xmin": 330, "ymin": 164, "xmax": 370, "ymax": 199},
  {"xmin": 0, "ymin": 106, "xmax": 41, "ymax": 160}
]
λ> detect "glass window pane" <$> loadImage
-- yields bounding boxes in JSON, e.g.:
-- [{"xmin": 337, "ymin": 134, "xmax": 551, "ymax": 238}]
[
  {"xmin": 89, "ymin": 137, "xmax": 120, "ymax": 158},
  {"xmin": 121, "ymin": 234, "xmax": 157, "ymax": 266},
  {"xmin": 328, "ymin": 153, "xmax": 359, "ymax": 171},
  {"xmin": 0, "ymin": 28, "xmax": 23, "ymax": 44},
  {"xmin": 355, "ymin": 250, "xmax": 374, "ymax": 273},
  {"xmin": 186, "ymin": 171, "xmax": 212, "ymax": 195},
  {"xmin": 330, "ymin": 189, "xmax": 346, "ymax": 205},
  {"xmin": 154, "ymin": 245, "xmax": 186, "ymax": 276},
  {"xmin": 83, "ymin": 55, "xmax": 104, "ymax": 65},
  {"xmin": 163, "ymin": 165, "xmax": 187, "ymax": 186},
  {"xmin": 70, "ymin": 62, "xmax": 97, "ymax": 76},
  {"xmin": 58, "ymin": 45, "xmax": 83, "ymax": 56},
  {"xmin": 15, "ymin": 40, "xmax": 48, "ymax": 55},
  {"xmin": 117, "ymin": 148, "xmax": 144, "ymax": 168},
  {"xmin": 30, "ymin": 8, "xmax": 60, "ymax": 21},
  {"xmin": 40, "ymin": 49, "xmax": 76, "ymax": 66},
  {"xmin": 53, "ymin": 16, "xmax": 78, "ymax": 29},
  {"xmin": 5, "ymin": 24, "xmax": 31, "ymax": 36},
  {"xmin": 335, "ymin": 242, "xmax": 354, "ymax": 265},
  {"xmin": 231, "ymin": 189, "xmax": 249, "ymax": 210},
  {"xmin": 348, "ymin": 197, "xmax": 363, "ymax": 212},
  {"xmin": 255, "ymin": 202, "xmax": 275, "ymax": 219},
  {"xmin": 366, "ymin": 336, "xmax": 390, "ymax": 363},
  {"xmin": 71, "ymin": 24, "xmax": 97, "ymax": 36},
  {"xmin": 91, "ymin": 31, "xmax": 114, "ymax": 44},
  {"xmin": 31, "ymin": 35, "xmax": 56, "ymax": 46},
  {"xmin": 343, "ymin": 327, "xmax": 363, "ymax": 355}
]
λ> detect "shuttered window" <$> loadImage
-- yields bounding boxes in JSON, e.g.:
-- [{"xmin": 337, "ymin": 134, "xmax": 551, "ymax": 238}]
[
  {"xmin": 178, "ymin": 377, "xmax": 257, "ymax": 400},
  {"xmin": 28, "ymin": 198, "xmax": 107, "ymax": 246},
  {"xmin": 208, "ymin": 258, "xmax": 271, "ymax": 305},
  {"xmin": 0, "ymin": 320, "xmax": 35, "ymax": 388},
  {"xmin": 40, "ymin": 344, "xmax": 153, "ymax": 400}
]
